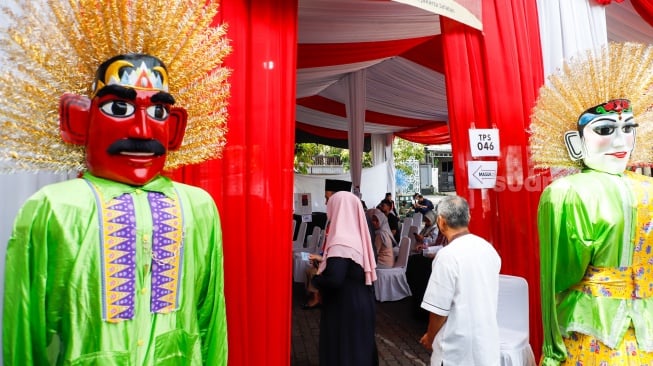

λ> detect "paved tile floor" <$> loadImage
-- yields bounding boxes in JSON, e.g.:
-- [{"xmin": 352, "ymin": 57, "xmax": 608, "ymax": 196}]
[{"xmin": 291, "ymin": 282, "xmax": 432, "ymax": 366}]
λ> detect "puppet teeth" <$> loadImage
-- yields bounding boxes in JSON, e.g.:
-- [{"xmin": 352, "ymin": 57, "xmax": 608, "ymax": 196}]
[{"xmin": 120, "ymin": 152, "xmax": 155, "ymax": 157}]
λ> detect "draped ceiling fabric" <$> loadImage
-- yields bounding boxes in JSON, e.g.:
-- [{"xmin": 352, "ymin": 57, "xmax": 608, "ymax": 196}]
[
  {"xmin": 294, "ymin": 0, "xmax": 653, "ymax": 146},
  {"xmin": 296, "ymin": 1, "xmax": 450, "ymax": 146}
]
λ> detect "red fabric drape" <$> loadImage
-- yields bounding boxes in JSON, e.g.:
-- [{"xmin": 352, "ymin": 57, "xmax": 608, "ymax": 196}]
[
  {"xmin": 171, "ymin": 1, "xmax": 297, "ymax": 364},
  {"xmin": 394, "ymin": 124, "xmax": 451, "ymax": 144},
  {"xmin": 297, "ymin": 95, "xmax": 438, "ymax": 128},
  {"xmin": 296, "ymin": 122, "xmax": 368, "ymax": 139},
  {"xmin": 399, "ymin": 35, "xmax": 445, "ymax": 73},
  {"xmin": 441, "ymin": 0, "xmax": 545, "ymax": 360},
  {"xmin": 631, "ymin": 0, "xmax": 653, "ymax": 28},
  {"xmin": 298, "ymin": 36, "xmax": 433, "ymax": 68}
]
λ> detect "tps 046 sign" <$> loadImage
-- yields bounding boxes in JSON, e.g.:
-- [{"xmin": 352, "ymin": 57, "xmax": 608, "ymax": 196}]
[{"xmin": 468, "ymin": 129, "xmax": 500, "ymax": 157}]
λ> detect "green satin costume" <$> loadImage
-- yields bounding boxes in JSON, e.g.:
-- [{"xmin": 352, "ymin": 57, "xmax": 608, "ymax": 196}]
[
  {"xmin": 538, "ymin": 169, "xmax": 653, "ymax": 365},
  {"xmin": 3, "ymin": 173, "xmax": 227, "ymax": 365}
]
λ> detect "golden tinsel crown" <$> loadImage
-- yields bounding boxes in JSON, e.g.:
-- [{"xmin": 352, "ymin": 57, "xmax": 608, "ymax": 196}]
[
  {"xmin": 530, "ymin": 42, "xmax": 653, "ymax": 169},
  {"xmin": 0, "ymin": 0, "xmax": 231, "ymax": 173}
]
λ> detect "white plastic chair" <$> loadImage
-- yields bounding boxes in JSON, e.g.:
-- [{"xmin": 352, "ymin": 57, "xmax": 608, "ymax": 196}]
[
  {"xmin": 292, "ymin": 221, "xmax": 307, "ymax": 250},
  {"xmin": 306, "ymin": 226, "xmax": 321, "ymax": 252},
  {"xmin": 374, "ymin": 237, "xmax": 412, "ymax": 302},
  {"xmin": 407, "ymin": 225, "xmax": 418, "ymax": 252},
  {"xmin": 497, "ymin": 275, "xmax": 536, "ymax": 366},
  {"xmin": 399, "ymin": 217, "xmax": 412, "ymax": 239},
  {"xmin": 292, "ymin": 222, "xmax": 309, "ymax": 283},
  {"xmin": 412, "ymin": 212, "xmax": 422, "ymax": 231}
]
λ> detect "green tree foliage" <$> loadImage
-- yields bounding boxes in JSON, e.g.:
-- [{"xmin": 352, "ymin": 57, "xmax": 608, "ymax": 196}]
[
  {"xmin": 294, "ymin": 144, "xmax": 373, "ymax": 173},
  {"xmin": 294, "ymin": 138, "xmax": 424, "ymax": 173},
  {"xmin": 339, "ymin": 149, "xmax": 373, "ymax": 171},
  {"xmin": 393, "ymin": 138, "xmax": 425, "ymax": 175},
  {"xmin": 294, "ymin": 143, "xmax": 320, "ymax": 174}
]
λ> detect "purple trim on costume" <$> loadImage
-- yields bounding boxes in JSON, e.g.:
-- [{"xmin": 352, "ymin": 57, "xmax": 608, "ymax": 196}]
[
  {"xmin": 105, "ymin": 194, "xmax": 137, "ymax": 320},
  {"xmin": 85, "ymin": 178, "xmax": 137, "ymax": 322},
  {"xmin": 149, "ymin": 191, "xmax": 184, "ymax": 313},
  {"xmin": 86, "ymin": 179, "xmax": 183, "ymax": 321}
]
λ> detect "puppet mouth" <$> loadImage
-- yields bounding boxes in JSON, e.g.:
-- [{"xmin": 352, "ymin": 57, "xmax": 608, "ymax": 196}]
[
  {"xmin": 607, "ymin": 152, "xmax": 628, "ymax": 158},
  {"xmin": 107, "ymin": 139, "xmax": 166, "ymax": 157}
]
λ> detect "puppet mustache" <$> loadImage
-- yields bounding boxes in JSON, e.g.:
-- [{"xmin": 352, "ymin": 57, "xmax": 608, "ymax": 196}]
[{"xmin": 106, "ymin": 139, "xmax": 166, "ymax": 156}]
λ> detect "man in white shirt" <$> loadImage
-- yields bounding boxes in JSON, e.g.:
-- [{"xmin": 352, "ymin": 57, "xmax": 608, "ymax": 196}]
[{"xmin": 419, "ymin": 195, "xmax": 501, "ymax": 366}]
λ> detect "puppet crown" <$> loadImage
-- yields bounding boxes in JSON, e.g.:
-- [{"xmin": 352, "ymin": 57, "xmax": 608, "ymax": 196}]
[
  {"xmin": 530, "ymin": 42, "xmax": 653, "ymax": 169},
  {"xmin": 0, "ymin": 0, "xmax": 231, "ymax": 173}
]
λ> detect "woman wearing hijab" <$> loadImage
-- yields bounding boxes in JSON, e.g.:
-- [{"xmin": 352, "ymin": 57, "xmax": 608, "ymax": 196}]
[
  {"xmin": 415, "ymin": 209, "xmax": 447, "ymax": 252},
  {"xmin": 308, "ymin": 191, "xmax": 379, "ymax": 366},
  {"xmin": 370, "ymin": 208, "xmax": 396, "ymax": 268}
]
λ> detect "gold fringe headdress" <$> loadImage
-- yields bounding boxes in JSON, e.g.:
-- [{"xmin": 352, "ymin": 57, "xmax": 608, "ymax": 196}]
[
  {"xmin": 0, "ymin": 0, "xmax": 231, "ymax": 173},
  {"xmin": 530, "ymin": 42, "xmax": 653, "ymax": 169}
]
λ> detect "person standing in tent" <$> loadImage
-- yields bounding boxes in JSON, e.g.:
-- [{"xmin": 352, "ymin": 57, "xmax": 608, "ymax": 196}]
[
  {"xmin": 1, "ymin": 2, "xmax": 231, "ymax": 365},
  {"xmin": 303, "ymin": 178, "xmax": 354, "ymax": 309},
  {"xmin": 419, "ymin": 195, "xmax": 501, "ymax": 365},
  {"xmin": 311, "ymin": 191, "xmax": 378, "ymax": 366},
  {"xmin": 531, "ymin": 42, "xmax": 653, "ymax": 365}
]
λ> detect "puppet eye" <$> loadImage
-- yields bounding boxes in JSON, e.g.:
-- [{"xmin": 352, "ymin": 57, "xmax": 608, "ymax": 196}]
[
  {"xmin": 622, "ymin": 125, "xmax": 637, "ymax": 133},
  {"xmin": 100, "ymin": 101, "xmax": 135, "ymax": 117},
  {"xmin": 592, "ymin": 126, "xmax": 615, "ymax": 136},
  {"xmin": 146, "ymin": 105, "xmax": 169, "ymax": 121}
]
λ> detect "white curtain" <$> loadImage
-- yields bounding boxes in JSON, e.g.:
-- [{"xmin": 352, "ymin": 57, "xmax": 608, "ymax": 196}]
[
  {"xmin": 346, "ymin": 70, "xmax": 366, "ymax": 192},
  {"xmin": 537, "ymin": 0, "xmax": 607, "ymax": 77},
  {"xmin": 371, "ymin": 134, "xmax": 386, "ymax": 166},
  {"xmin": 371, "ymin": 133, "xmax": 397, "ymax": 197},
  {"xmin": 385, "ymin": 134, "xmax": 397, "ymax": 197}
]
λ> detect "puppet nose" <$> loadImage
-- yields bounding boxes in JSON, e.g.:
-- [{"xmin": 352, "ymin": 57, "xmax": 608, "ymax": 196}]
[
  {"xmin": 128, "ymin": 108, "xmax": 153, "ymax": 138},
  {"xmin": 612, "ymin": 129, "xmax": 626, "ymax": 148}
]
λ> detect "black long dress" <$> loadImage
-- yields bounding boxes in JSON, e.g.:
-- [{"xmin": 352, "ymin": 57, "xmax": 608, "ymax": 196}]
[{"xmin": 312, "ymin": 257, "xmax": 378, "ymax": 366}]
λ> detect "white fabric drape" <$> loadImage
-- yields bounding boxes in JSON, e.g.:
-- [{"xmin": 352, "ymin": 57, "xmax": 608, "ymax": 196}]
[
  {"xmin": 296, "ymin": 1, "xmax": 445, "ymax": 136},
  {"xmin": 371, "ymin": 133, "xmax": 397, "ymax": 198},
  {"xmin": 296, "ymin": 58, "xmax": 448, "ymax": 133},
  {"xmin": 536, "ymin": 0, "xmax": 607, "ymax": 78},
  {"xmin": 298, "ymin": 0, "xmax": 440, "ymax": 44},
  {"xmin": 385, "ymin": 134, "xmax": 396, "ymax": 197},
  {"xmin": 346, "ymin": 70, "xmax": 366, "ymax": 192},
  {"xmin": 371, "ymin": 134, "xmax": 386, "ymax": 166}
]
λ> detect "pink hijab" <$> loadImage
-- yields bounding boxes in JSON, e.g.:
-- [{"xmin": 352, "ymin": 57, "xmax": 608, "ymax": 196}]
[{"xmin": 319, "ymin": 191, "xmax": 377, "ymax": 285}]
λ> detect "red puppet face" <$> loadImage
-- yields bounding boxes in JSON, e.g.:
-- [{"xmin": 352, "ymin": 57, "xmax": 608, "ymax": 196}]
[{"xmin": 59, "ymin": 54, "xmax": 187, "ymax": 186}]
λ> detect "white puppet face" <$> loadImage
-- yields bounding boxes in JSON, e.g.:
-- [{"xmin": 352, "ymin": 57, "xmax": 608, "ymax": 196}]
[{"xmin": 580, "ymin": 111, "xmax": 636, "ymax": 174}]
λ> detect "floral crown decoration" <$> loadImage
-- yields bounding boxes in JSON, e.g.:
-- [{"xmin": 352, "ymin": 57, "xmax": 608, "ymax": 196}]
[
  {"xmin": 0, "ymin": 0, "xmax": 232, "ymax": 173},
  {"xmin": 530, "ymin": 42, "xmax": 653, "ymax": 169}
]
